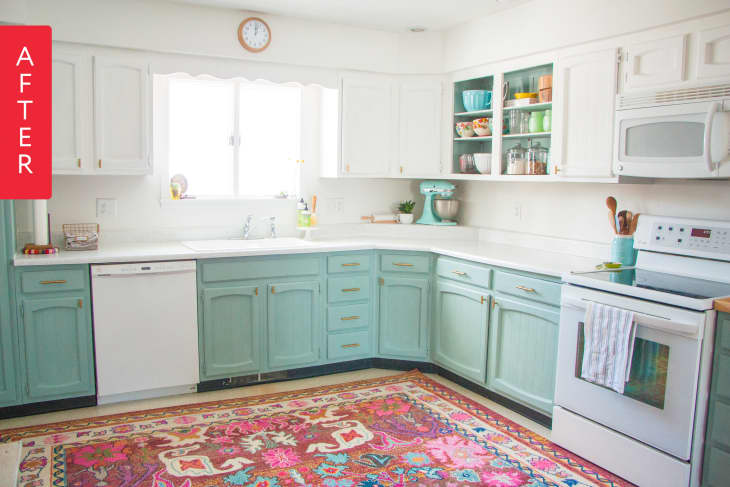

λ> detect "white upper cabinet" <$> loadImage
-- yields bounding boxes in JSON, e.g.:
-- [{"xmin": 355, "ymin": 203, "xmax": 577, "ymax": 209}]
[
  {"xmin": 340, "ymin": 75, "xmax": 394, "ymax": 177},
  {"xmin": 622, "ymin": 35, "xmax": 687, "ymax": 92},
  {"xmin": 398, "ymin": 80, "xmax": 442, "ymax": 177},
  {"xmin": 52, "ymin": 52, "xmax": 88, "ymax": 174},
  {"xmin": 552, "ymin": 48, "xmax": 618, "ymax": 178},
  {"xmin": 94, "ymin": 56, "xmax": 152, "ymax": 175},
  {"xmin": 697, "ymin": 24, "xmax": 730, "ymax": 80}
]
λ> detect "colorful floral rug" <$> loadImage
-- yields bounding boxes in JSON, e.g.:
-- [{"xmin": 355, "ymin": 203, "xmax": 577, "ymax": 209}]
[{"xmin": 0, "ymin": 371, "xmax": 633, "ymax": 487}]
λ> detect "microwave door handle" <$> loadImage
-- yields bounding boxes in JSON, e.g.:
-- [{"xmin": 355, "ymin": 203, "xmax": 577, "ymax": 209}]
[{"xmin": 704, "ymin": 102, "xmax": 720, "ymax": 173}]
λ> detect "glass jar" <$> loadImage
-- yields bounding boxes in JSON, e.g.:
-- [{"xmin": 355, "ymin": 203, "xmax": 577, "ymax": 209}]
[
  {"xmin": 505, "ymin": 144, "xmax": 527, "ymax": 175},
  {"xmin": 528, "ymin": 111, "xmax": 544, "ymax": 133},
  {"xmin": 527, "ymin": 142, "xmax": 548, "ymax": 175},
  {"xmin": 542, "ymin": 109, "xmax": 552, "ymax": 132}
]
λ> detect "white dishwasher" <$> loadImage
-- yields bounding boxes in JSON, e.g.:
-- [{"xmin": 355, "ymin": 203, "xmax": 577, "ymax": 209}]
[{"xmin": 91, "ymin": 260, "xmax": 199, "ymax": 404}]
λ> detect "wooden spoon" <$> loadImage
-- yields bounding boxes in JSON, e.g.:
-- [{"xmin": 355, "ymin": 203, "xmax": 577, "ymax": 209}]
[
  {"xmin": 623, "ymin": 211, "xmax": 633, "ymax": 235},
  {"xmin": 606, "ymin": 197, "xmax": 617, "ymax": 234},
  {"xmin": 617, "ymin": 210, "xmax": 627, "ymax": 235},
  {"xmin": 629, "ymin": 213, "xmax": 641, "ymax": 235}
]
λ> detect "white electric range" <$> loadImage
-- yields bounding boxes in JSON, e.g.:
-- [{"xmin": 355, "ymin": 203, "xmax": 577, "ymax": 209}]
[{"xmin": 552, "ymin": 215, "xmax": 730, "ymax": 487}]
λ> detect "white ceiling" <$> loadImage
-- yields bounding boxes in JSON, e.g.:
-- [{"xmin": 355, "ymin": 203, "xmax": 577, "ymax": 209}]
[{"xmin": 164, "ymin": 0, "xmax": 530, "ymax": 32}]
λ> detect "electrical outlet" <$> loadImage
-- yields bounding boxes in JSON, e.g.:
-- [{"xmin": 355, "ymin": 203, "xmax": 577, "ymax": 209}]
[
  {"xmin": 327, "ymin": 197, "xmax": 345, "ymax": 215},
  {"xmin": 512, "ymin": 203, "xmax": 522, "ymax": 220},
  {"xmin": 96, "ymin": 198, "xmax": 117, "ymax": 217}
]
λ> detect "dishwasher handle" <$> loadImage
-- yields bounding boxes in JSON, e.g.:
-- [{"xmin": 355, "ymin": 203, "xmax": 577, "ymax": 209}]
[{"xmin": 91, "ymin": 261, "xmax": 196, "ymax": 277}]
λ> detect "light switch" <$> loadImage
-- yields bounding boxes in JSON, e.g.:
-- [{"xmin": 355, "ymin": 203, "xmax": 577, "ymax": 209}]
[{"xmin": 96, "ymin": 198, "xmax": 117, "ymax": 217}]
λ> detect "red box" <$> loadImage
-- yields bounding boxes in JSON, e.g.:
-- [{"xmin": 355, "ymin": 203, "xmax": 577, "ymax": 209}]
[{"xmin": 0, "ymin": 25, "xmax": 52, "ymax": 199}]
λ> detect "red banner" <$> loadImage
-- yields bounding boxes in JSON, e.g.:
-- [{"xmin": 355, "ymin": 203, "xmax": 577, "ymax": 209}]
[{"xmin": 0, "ymin": 25, "xmax": 52, "ymax": 199}]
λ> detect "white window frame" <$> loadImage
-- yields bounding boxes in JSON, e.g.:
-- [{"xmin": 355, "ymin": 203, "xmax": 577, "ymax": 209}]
[{"xmin": 155, "ymin": 73, "xmax": 303, "ymax": 207}]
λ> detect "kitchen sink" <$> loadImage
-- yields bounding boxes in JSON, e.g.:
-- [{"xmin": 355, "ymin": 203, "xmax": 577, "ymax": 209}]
[{"xmin": 182, "ymin": 237, "xmax": 315, "ymax": 252}]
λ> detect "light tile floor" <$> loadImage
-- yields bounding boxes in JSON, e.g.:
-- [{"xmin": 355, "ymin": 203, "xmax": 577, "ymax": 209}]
[{"xmin": 0, "ymin": 368, "xmax": 551, "ymax": 483}]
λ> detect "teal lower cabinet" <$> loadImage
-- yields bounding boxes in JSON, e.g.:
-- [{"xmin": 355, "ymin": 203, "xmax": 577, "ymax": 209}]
[
  {"xmin": 702, "ymin": 312, "xmax": 730, "ymax": 486},
  {"xmin": 432, "ymin": 280, "xmax": 490, "ymax": 383},
  {"xmin": 20, "ymin": 296, "xmax": 95, "ymax": 402},
  {"xmin": 267, "ymin": 281, "xmax": 320, "ymax": 369},
  {"xmin": 14, "ymin": 265, "xmax": 96, "ymax": 405},
  {"xmin": 200, "ymin": 286, "xmax": 261, "ymax": 381},
  {"xmin": 0, "ymin": 201, "xmax": 18, "ymax": 407},
  {"xmin": 378, "ymin": 275, "xmax": 429, "ymax": 359},
  {"xmin": 487, "ymin": 294, "xmax": 560, "ymax": 415}
]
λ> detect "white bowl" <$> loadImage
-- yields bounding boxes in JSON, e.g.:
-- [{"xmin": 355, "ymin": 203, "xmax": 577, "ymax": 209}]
[{"xmin": 473, "ymin": 153, "xmax": 491, "ymax": 174}]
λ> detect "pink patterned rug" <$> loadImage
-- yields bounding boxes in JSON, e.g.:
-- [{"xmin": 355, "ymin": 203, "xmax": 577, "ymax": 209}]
[{"xmin": 0, "ymin": 370, "xmax": 633, "ymax": 487}]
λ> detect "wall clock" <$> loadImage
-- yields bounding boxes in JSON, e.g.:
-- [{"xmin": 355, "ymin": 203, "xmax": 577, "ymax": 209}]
[{"xmin": 238, "ymin": 17, "xmax": 271, "ymax": 53}]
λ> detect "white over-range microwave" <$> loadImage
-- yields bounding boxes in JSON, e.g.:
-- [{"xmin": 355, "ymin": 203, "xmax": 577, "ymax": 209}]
[{"xmin": 614, "ymin": 84, "xmax": 730, "ymax": 178}]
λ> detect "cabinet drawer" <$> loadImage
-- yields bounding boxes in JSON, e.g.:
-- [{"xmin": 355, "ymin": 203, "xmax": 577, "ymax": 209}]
[
  {"xmin": 436, "ymin": 257, "xmax": 492, "ymax": 289},
  {"xmin": 327, "ymin": 254, "xmax": 370, "ymax": 274},
  {"xmin": 21, "ymin": 268, "xmax": 87, "ymax": 294},
  {"xmin": 201, "ymin": 256, "xmax": 319, "ymax": 283},
  {"xmin": 380, "ymin": 253, "xmax": 430, "ymax": 273},
  {"xmin": 493, "ymin": 271, "xmax": 560, "ymax": 306},
  {"xmin": 328, "ymin": 304, "xmax": 370, "ymax": 332},
  {"xmin": 328, "ymin": 331, "xmax": 370, "ymax": 360},
  {"xmin": 328, "ymin": 276, "xmax": 370, "ymax": 303}
]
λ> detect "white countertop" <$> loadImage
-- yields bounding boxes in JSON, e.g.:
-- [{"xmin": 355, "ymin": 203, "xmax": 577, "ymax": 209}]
[{"xmin": 13, "ymin": 237, "xmax": 600, "ymax": 278}]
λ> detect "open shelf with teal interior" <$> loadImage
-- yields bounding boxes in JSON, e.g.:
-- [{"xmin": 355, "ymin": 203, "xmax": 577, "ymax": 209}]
[
  {"xmin": 451, "ymin": 62, "xmax": 554, "ymax": 178},
  {"xmin": 452, "ymin": 74, "xmax": 494, "ymax": 175}
]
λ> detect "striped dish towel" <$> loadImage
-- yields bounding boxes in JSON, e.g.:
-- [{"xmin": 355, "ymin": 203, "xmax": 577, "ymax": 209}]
[{"xmin": 581, "ymin": 301, "xmax": 637, "ymax": 394}]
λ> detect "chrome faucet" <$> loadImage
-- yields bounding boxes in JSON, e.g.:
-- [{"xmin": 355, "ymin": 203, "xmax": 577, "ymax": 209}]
[
  {"xmin": 263, "ymin": 216, "xmax": 277, "ymax": 238},
  {"xmin": 243, "ymin": 214, "xmax": 255, "ymax": 239}
]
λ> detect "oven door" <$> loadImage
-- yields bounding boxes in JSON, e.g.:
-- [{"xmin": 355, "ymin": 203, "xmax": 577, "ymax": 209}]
[
  {"xmin": 614, "ymin": 100, "xmax": 730, "ymax": 178},
  {"xmin": 555, "ymin": 285, "xmax": 707, "ymax": 460}
]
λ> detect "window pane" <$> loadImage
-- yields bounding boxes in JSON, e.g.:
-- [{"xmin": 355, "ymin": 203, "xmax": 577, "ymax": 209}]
[
  {"xmin": 168, "ymin": 78, "xmax": 234, "ymax": 197},
  {"xmin": 238, "ymin": 83, "xmax": 301, "ymax": 197}
]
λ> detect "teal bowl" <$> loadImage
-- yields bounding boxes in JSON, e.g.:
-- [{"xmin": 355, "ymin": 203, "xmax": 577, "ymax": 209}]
[{"xmin": 462, "ymin": 90, "xmax": 492, "ymax": 112}]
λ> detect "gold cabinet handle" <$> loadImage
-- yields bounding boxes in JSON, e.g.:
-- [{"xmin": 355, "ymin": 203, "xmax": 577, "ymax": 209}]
[
  {"xmin": 393, "ymin": 262, "xmax": 413, "ymax": 267},
  {"xmin": 492, "ymin": 299, "xmax": 497, "ymax": 309},
  {"xmin": 341, "ymin": 316, "xmax": 360, "ymax": 321},
  {"xmin": 98, "ymin": 159, "xmax": 102, "ymax": 168},
  {"xmin": 481, "ymin": 296, "xmax": 486, "ymax": 304},
  {"xmin": 516, "ymin": 285, "xmax": 536, "ymax": 293},
  {"xmin": 40, "ymin": 280, "xmax": 66, "ymax": 285},
  {"xmin": 341, "ymin": 343, "xmax": 360, "ymax": 349},
  {"xmin": 452, "ymin": 270, "xmax": 467, "ymax": 276},
  {"xmin": 77, "ymin": 158, "xmax": 81, "ymax": 168},
  {"xmin": 341, "ymin": 263, "xmax": 360, "ymax": 267},
  {"xmin": 77, "ymin": 299, "xmax": 83, "ymax": 308},
  {"xmin": 255, "ymin": 288, "xmax": 258, "ymax": 296},
  {"xmin": 342, "ymin": 288, "xmax": 360, "ymax": 292},
  {"xmin": 271, "ymin": 286, "xmax": 276, "ymax": 294}
]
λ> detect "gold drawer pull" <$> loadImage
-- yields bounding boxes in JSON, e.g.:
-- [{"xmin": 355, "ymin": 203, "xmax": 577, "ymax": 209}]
[
  {"xmin": 341, "ymin": 316, "xmax": 360, "ymax": 321},
  {"xmin": 342, "ymin": 288, "xmax": 360, "ymax": 292},
  {"xmin": 393, "ymin": 262, "xmax": 413, "ymax": 267},
  {"xmin": 516, "ymin": 285, "xmax": 536, "ymax": 293},
  {"xmin": 40, "ymin": 280, "xmax": 67, "ymax": 285},
  {"xmin": 341, "ymin": 343, "xmax": 360, "ymax": 349},
  {"xmin": 452, "ymin": 270, "xmax": 467, "ymax": 276},
  {"xmin": 341, "ymin": 263, "xmax": 360, "ymax": 267}
]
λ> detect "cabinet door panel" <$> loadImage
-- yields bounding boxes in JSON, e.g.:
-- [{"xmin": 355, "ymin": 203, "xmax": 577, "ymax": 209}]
[
  {"xmin": 379, "ymin": 277, "xmax": 428, "ymax": 359},
  {"xmin": 698, "ymin": 25, "xmax": 730, "ymax": 79},
  {"xmin": 0, "ymin": 202, "xmax": 18, "ymax": 406},
  {"xmin": 623, "ymin": 35, "xmax": 687, "ymax": 91},
  {"xmin": 341, "ymin": 76, "xmax": 393, "ymax": 177},
  {"xmin": 52, "ymin": 52, "xmax": 86, "ymax": 173},
  {"xmin": 553, "ymin": 48, "xmax": 617, "ymax": 177},
  {"xmin": 94, "ymin": 56, "xmax": 151, "ymax": 174},
  {"xmin": 267, "ymin": 281, "xmax": 320, "ymax": 369},
  {"xmin": 433, "ymin": 281, "xmax": 488, "ymax": 383},
  {"xmin": 201, "ymin": 286, "xmax": 260, "ymax": 380},
  {"xmin": 22, "ymin": 296, "xmax": 95, "ymax": 402},
  {"xmin": 399, "ymin": 81, "xmax": 441, "ymax": 176},
  {"xmin": 487, "ymin": 295, "xmax": 559, "ymax": 414}
]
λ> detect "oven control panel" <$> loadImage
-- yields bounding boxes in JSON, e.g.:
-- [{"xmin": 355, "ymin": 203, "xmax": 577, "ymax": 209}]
[{"xmin": 635, "ymin": 215, "xmax": 730, "ymax": 260}]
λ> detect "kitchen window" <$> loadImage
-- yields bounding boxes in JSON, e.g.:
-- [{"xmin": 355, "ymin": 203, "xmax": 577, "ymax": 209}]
[{"xmin": 157, "ymin": 75, "xmax": 302, "ymax": 201}]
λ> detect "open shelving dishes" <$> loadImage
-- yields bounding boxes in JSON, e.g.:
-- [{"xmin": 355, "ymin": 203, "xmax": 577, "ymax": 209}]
[{"xmin": 450, "ymin": 62, "xmax": 555, "ymax": 177}]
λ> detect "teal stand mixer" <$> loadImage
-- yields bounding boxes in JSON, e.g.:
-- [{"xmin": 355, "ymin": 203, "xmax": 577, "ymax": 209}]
[{"xmin": 416, "ymin": 181, "xmax": 458, "ymax": 226}]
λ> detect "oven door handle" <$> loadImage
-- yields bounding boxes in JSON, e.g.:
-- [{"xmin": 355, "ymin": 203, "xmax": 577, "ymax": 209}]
[
  {"xmin": 704, "ymin": 101, "xmax": 720, "ymax": 173},
  {"xmin": 562, "ymin": 296, "xmax": 700, "ymax": 338}
]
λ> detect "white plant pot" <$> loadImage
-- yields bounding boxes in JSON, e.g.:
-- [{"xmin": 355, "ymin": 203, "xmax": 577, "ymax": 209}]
[{"xmin": 399, "ymin": 213, "xmax": 414, "ymax": 224}]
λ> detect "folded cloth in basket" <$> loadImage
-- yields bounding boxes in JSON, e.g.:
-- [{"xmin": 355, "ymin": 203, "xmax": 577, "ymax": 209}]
[{"xmin": 580, "ymin": 301, "xmax": 636, "ymax": 394}]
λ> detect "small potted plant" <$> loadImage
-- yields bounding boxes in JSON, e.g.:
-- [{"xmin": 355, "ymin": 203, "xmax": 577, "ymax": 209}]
[{"xmin": 398, "ymin": 200, "xmax": 416, "ymax": 224}]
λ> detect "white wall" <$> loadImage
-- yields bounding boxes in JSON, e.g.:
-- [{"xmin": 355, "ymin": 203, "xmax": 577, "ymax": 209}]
[
  {"xmin": 446, "ymin": 3, "xmax": 730, "ymax": 247},
  {"xmin": 25, "ymin": 0, "xmax": 443, "ymax": 74}
]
